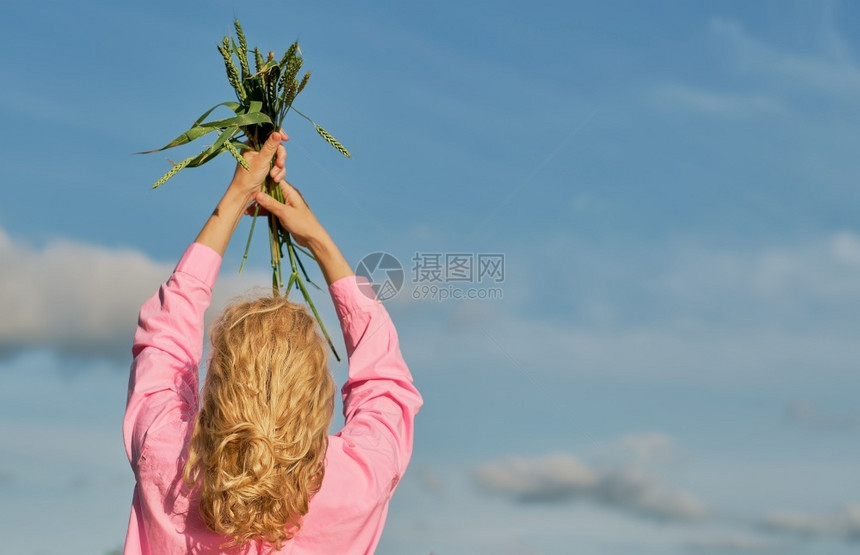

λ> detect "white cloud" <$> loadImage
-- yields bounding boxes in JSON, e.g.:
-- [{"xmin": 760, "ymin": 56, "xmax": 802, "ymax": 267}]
[
  {"xmin": 599, "ymin": 466, "xmax": 707, "ymax": 521},
  {"xmin": 653, "ymin": 84, "xmax": 783, "ymax": 117},
  {"xmin": 414, "ymin": 230, "xmax": 860, "ymax": 391},
  {"xmin": 0, "ymin": 227, "xmax": 272, "ymax": 361},
  {"xmin": 474, "ymin": 453, "xmax": 600, "ymax": 502},
  {"xmin": 658, "ymin": 232, "xmax": 860, "ymax": 312},
  {"xmin": 653, "ymin": 14, "xmax": 860, "ymax": 120},
  {"xmin": 709, "ymin": 17, "xmax": 860, "ymax": 99},
  {"xmin": 474, "ymin": 448, "xmax": 707, "ymax": 522},
  {"xmin": 784, "ymin": 400, "xmax": 858, "ymax": 430},
  {"xmin": 595, "ymin": 432, "xmax": 686, "ymax": 467},
  {"xmin": 0, "ymin": 228, "xmax": 170, "ymax": 359},
  {"xmin": 761, "ymin": 504, "xmax": 860, "ymax": 541},
  {"xmin": 684, "ymin": 533, "xmax": 783, "ymax": 552}
]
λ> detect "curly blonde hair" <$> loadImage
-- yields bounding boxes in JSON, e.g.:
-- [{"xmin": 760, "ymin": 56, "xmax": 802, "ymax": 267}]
[{"xmin": 183, "ymin": 293, "xmax": 335, "ymax": 550}]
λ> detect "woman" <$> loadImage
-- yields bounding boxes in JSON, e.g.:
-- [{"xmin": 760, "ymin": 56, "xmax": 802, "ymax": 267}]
[{"xmin": 123, "ymin": 131, "xmax": 423, "ymax": 554}]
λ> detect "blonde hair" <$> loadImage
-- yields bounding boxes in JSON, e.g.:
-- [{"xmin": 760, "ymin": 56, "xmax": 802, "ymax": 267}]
[{"xmin": 183, "ymin": 293, "xmax": 335, "ymax": 549}]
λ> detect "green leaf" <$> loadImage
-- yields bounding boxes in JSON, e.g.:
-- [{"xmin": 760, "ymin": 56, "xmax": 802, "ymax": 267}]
[
  {"xmin": 186, "ymin": 127, "xmax": 239, "ymax": 168},
  {"xmin": 138, "ymin": 125, "xmax": 217, "ymax": 154},
  {"xmin": 185, "ymin": 147, "xmax": 226, "ymax": 168},
  {"xmin": 137, "ymin": 102, "xmax": 242, "ymax": 154},
  {"xmin": 199, "ymin": 111, "xmax": 272, "ymax": 129},
  {"xmin": 192, "ymin": 101, "xmax": 242, "ymax": 126},
  {"xmin": 230, "ymin": 140, "xmax": 254, "ymax": 151}
]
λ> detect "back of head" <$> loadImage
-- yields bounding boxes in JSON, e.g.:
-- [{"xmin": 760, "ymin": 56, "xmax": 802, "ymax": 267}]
[{"xmin": 183, "ymin": 293, "xmax": 335, "ymax": 549}]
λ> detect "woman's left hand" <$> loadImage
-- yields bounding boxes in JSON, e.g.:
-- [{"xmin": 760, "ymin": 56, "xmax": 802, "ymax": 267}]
[{"xmin": 228, "ymin": 130, "xmax": 288, "ymax": 200}]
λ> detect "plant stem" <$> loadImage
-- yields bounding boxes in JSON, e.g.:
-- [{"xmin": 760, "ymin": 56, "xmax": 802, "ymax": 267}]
[
  {"xmin": 239, "ymin": 203, "xmax": 260, "ymax": 274},
  {"xmin": 286, "ymin": 272, "xmax": 297, "ymax": 295},
  {"xmin": 293, "ymin": 243, "xmax": 316, "ymax": 260},
  {"xmin": 285, "ymin": 225, "xmax": 299, "ymax": 276},
  {"xmin": 295, "ymin": 263, "xmax": 340, "ymax": 361},
  {"xmin": 295, "ymin": 248, "xmax": 320, "ymax": 290},
  {"xmin": 289, "ymin": 106, "xmax": 315, "ymax": 125}
]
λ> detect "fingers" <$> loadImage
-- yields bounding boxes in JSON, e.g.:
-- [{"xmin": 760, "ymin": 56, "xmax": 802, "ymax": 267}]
[
  {"xmin": 244, "ymin": 202, "xmax": 270, "ymax": 217},
  {"xmin": 253, "ymin": 191, "xmax": 287, "ymax": 217},
  {"xmin": 253, "ymin": 180, "xmax": 307, "ymax": 219},
  {"xmin": 262, "ymin": 132, "xmax": 288, "ymax": 181},
  {"xmin": 270, "ymin": 145, "xmax": 287, "ymax": 181},
  {"xmin": 260, "ymin": 130, "xmax": 288, "ymax": 159},
  {"xmin": 275, "ymin": 143, "xmax": 287, "ymax": 168},
  {"xmin": 281, "ymin": 181, "xmax": 308, "ymax": 206},
  {"xmin": 279, "ymin": 180, "xmax": 303, "ymax": 202},
  {"xmin": 270, "ymin": 164, "xmax": 286, "ymax": 183}
]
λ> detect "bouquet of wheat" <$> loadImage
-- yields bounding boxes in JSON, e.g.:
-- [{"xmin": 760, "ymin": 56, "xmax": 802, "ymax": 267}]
[{"xmin": 142, "ymin": 20, "xmax": 349, "ymax": 360}]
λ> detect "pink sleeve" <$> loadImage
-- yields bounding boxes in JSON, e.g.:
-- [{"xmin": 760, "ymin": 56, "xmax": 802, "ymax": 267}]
[
  {"xmin": 123, "ymin": 242, "xmax": 222, "ymax": 467},
  {"xmin": 329, "ymin": 275, "xmax": 423, "ymax": 493}
]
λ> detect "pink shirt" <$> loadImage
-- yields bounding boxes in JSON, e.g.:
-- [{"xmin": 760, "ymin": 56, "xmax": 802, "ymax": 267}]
[{"xmin": 123, "ymin": 242, "xmax": 422, "ymax": 554}]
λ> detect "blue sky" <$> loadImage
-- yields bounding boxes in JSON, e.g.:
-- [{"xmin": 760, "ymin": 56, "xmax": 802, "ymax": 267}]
[{"xmin": 2, "ymin": 1, "xmax": 860, "ymax": 553}]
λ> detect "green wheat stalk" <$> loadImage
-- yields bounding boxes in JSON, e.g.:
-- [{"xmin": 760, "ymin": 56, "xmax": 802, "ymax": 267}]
[
  {"xmin": 313, "ymin": 124, "xmax": 351, "ymax": 158},
  {"xmin": 223, "ymin": 140, "xmax": 249, "ymax": 169},
  {"xmin": 234, "ymin": 20, "xmax": 250, "ymax": 78},
  {"xmin": 153, "ymin": 156, "xmax": 193, "ymax": 189},
  {"xmin": 253, "ymin": 47, "xmax": 264, "ymax": 73},
  {"xmin": 296, "ymin": 72, "xmax": 311, "ymax": 96},
  {"xmin": 218, "ymin": 38, "xmax": 245, "ymax": 102}
]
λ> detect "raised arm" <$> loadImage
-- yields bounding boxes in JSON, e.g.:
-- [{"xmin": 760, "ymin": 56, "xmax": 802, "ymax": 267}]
[
  {"xmin": 123, "ymin": 243, "xmax": 221, "ymax": 466},
  {"xmin": 330, "ymin": 276, "xmax": 423, "ymax": 489},
  {"xmin": 124, "ymin": 131, "xmax": 288, "ymax": 467},
  {"xmin": 195, "ymin": 130, "xmax": 288, "ymax": 256},
  {"xmin": 253, "ymin": 182, "xmax": 423, "ymax": 496}
]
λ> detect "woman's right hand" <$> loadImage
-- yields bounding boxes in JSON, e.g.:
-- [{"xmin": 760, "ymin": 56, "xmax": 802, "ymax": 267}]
[
  {"xmin": 250, "ymin": 182, "xmax": 328, "ymax": 250},
  {"xmin": 250, "ymin": 181, "xmax": 354, "ymax": 286}
]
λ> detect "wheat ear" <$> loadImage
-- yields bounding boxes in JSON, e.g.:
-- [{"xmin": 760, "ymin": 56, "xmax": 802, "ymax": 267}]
[
  {"xmin": 315, "ymin": 125, "xmax": 351, "ymax": 158},
  {"xmin": 224, "ymin": 140, "xmax": 249, "ymax": 169},
  {"xmin": 233, "ymin": 20, "xmax": 250, "ymax": 78},
  {"xmin": 153, "ymin": 156, "xmax": 193, "ymax": 188},
  {"xmin": 219, "ymin": 38, "xmax": 245, "ymax": 101}
]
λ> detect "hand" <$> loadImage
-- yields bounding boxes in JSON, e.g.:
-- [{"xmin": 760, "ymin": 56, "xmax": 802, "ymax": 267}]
[
  {"xmin": 248, "ymin": 181, "xmax": 328, "ymax": 250},
  {"xmin": 228, "ymin": 130, "xmax": 288, "ymax": 200},
  {"xmin": 250, "ymin": 181, "xmax": 353, "ymax": 286}
]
